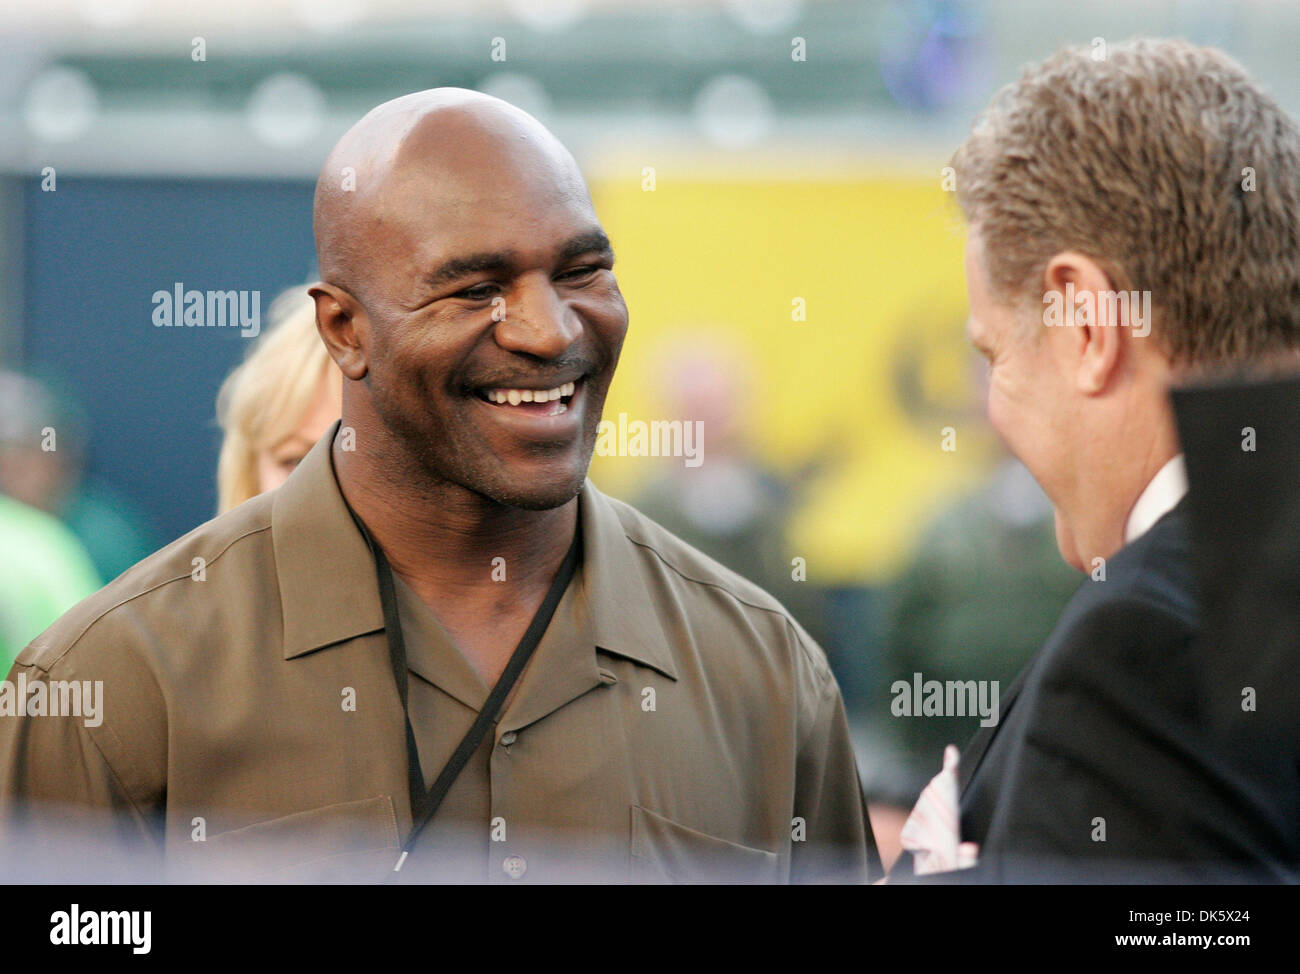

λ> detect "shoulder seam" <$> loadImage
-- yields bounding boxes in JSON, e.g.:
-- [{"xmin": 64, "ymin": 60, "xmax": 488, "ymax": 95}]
[
  {"xmin": 622, "ymin": 534, "xmax": 791, "ymax": 623},
  {"xmin": 31, "ymin": 523, "xmax": 273, "ymax": 672},
  {"xmin": 622, "ymin": 533, "xmax": 828, "ymax": 678}
]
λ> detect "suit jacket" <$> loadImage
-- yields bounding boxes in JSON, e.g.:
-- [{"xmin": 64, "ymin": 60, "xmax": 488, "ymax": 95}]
[
  {"xmin": 1173, "ymin": 375, "xmax": 1300, "ymax": 871},
  {"xmin": 897, "ymin": 499, "xmax": 1293, "ymax": 882}
]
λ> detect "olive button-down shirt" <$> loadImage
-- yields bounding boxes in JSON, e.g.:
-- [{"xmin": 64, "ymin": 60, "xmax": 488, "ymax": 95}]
[{"xmin": 0, "ymin": 424, "xmax": 877, "ymax": 883}]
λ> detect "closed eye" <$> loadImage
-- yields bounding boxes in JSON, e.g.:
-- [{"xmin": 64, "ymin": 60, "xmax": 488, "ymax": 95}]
[
  {"xmin": 454, "ymin": 281, "xmax": 502, "ymax": 301},
  {"xmin": 556, "ymin": 265, "xmax": 602, "ymax": 283}
]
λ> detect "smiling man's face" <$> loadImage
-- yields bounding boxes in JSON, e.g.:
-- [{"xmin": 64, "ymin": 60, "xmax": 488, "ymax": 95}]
[{"xmin": 343, "ymin": 105, "xmax": 628, "ymax": 511}]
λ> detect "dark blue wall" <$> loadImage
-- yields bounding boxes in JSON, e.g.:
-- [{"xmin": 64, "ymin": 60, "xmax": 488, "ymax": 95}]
[{"xmin": 22, "ymin": 175, "xmax": 317, "ymax": 543}]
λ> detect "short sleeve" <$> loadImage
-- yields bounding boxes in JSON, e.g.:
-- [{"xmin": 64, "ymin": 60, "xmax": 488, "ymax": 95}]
[{"xmin": 790, "ymin": 630, "xmax": 881, "ymax": 883}]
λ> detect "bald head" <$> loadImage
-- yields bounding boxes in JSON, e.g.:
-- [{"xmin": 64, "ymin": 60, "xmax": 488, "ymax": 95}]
[
  {"xmin": 313, "ymin": 88, "xmax": 590, "ymax": 304},
  {"xmin": 308, "ymin": 87, "xmax": 627, "ymax": 513}
]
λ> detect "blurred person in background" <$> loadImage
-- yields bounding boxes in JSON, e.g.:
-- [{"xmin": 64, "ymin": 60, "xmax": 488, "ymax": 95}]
[
  {"xmin": 0, "ymin": 491, "xmax": 100, "ymax": 670},
  {"xmin": 0, "ymin": 370, "xmax": 156, "ymax": 583},
  {"xmin": 629, "ymin": 334, "xmax": 829, "ymax": 650},
  {"xmin": 215, "ymin": 285, "xmax": 343, "ymax": 512}
]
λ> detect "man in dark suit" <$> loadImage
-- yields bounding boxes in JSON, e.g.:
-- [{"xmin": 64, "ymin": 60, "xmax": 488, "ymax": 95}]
[
  {"xmin": 892, "ymin": 38, "xmax": 1300, "ymax": 881},
  {"xmin": 949, "ymin": 494, "xmax": 1295, "ymax": 881}
]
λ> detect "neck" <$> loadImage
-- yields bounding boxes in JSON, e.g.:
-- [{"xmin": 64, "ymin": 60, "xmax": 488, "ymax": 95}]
[
  {"xmin": 1066, "ymin": 411, "xmax": 1180, "ymax": 566},
  {"xmin": 332, "ymin": 423, "xmax": 577, "ymax": 599}
]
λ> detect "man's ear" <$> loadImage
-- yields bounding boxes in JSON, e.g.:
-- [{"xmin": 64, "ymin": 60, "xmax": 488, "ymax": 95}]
[
  {"xmin": 1042, "ymin": 252, "xmax": 1126, "ymax": 396},
  {"xmin": 309, "ymin": 282, "xmax": 369, "ymax": 380}
]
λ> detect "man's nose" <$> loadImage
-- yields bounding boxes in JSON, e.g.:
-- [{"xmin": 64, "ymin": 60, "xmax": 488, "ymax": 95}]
[{"xmin": 492, "ymin": 275, "xmax": 583, "ymax": 360}]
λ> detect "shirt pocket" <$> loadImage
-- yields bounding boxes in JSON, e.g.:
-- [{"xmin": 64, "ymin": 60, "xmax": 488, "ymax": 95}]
[
  {"xmin": 202, "ymin": 794, "xmax": 401, "ymax": 883},
  {"xmin": 630, "ymin": 804, "xmax": 781, "ymax": 884}
]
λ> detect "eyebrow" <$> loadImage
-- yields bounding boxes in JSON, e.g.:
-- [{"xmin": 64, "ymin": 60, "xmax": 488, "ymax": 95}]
[
  {"xmin": 557, "ymin": 229, "xmax": 614, "ymax": 264},
  {"xmin": 420, "ymin": 229, "xmax": 614, "ymax": 293}
]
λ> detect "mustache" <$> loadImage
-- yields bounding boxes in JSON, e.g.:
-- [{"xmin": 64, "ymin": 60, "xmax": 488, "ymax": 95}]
[{"xmin": 465, "ymin": 354, "xmax": 600, "ymax": 390}]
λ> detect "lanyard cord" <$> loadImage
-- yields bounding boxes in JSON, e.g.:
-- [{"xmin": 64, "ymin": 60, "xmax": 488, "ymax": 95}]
[{"xmin": 344, "ymin": 504, "xmax": 582, "ymax": 879}]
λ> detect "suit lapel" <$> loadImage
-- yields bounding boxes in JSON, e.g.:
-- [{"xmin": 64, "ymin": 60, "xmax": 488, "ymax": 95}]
[
  {"xmin": 889, "ymin": 655, "xmax": 1035, "ymax": 879},
  {"xmin": 958, "ymin": 661, "xmax": 1031, "ymax": 793}
]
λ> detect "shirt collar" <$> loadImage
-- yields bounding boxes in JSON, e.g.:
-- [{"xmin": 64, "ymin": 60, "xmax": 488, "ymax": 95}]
[
  {"xmin": 272, "ymin": 421, "xmax": 385, "ymax": 660},
  {"xmin": 576, "ymin": 480, "xmax": 678, "ymax": 681},
  {"xmin": 272, "ymin": 421, "xmax": 677, "ymax": 681},
  {"xmin": 1123, "ymin": 453, "xmax": 1188, "ymax": 545}
]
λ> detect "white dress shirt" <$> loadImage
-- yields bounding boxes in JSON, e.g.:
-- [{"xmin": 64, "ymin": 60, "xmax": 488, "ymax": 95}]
[{"xmin": 1124, "ymin": 454, "xmax": 1188, "ymax": 545}]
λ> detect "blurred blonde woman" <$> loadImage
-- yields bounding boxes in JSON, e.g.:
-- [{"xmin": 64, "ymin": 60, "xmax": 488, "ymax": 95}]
[{"xmin": 216, "ymin": 285, "xmax": 342, "ymax": 512}]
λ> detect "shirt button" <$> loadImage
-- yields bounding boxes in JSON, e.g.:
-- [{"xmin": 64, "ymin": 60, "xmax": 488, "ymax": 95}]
[
  {"xmin": 499, "ymin": 731, "xmax": 517, "ymax": 747},
  {"xmin": 502, "ymin": 854, "xmax": 527, "ymax": 880}
]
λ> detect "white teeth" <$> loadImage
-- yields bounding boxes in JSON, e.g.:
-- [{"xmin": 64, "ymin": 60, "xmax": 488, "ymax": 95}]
[{"xmin": 484, "ymin": 380, "xmax": 578, "ymax": 405}]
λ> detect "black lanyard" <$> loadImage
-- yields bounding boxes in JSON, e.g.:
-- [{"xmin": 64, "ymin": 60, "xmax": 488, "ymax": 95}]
[{"xmin": 345, "ymin": 504, "xmax": 581, "ymax": 878}]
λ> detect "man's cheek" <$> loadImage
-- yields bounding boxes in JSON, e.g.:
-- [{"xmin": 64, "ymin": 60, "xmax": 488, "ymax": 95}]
[{"xmin": 987, "ymin": 388, "xmax": 1041, "ymax": 483}]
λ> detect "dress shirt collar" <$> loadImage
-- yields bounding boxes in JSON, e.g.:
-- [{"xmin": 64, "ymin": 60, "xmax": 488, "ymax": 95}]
[
  {"xmin": 272, "ymin": 423, "xmax": 385, "ymax": 660},
  {"xmin": 271, "ymin": 421, "xmax": 678, "ymax": 681},
  {"xmin": 1123, "ymin": 453, "xmax": 1188, "ymax": 545}
]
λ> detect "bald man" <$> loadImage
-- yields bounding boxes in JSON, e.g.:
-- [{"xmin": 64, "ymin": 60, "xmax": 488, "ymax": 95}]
[{"xmin": 0, "ymin": 90, "xmax": 877, "ymax": 884}]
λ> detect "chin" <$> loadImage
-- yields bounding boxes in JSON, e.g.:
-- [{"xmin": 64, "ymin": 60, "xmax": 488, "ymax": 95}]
[
  {"xmin": 494, "ymin": 485, "xmax": 584, "ymax": 511},
  {"xmin": 473, "ymin": 465, "xmax": 588, "ymax": 511}
]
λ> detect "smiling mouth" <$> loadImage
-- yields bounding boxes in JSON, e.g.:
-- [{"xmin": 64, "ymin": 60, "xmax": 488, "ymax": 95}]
[{"xmin": 475, "ymin": 379, "xmax": 579, "ymax": 416}]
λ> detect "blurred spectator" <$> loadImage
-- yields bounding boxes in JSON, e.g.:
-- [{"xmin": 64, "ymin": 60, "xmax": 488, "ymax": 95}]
[
  {"xmin": 628, "ymin": 336, "xmax": 829, "ymax": 648},
  {"xmin": 864, "ymin": 457, "xmax": 1081, "ymax": 868},
  {"xmin": 0, "ymin": 370, "xmax": 157, "ymax": 584},
  {"xmin": 215, "ymin": 285, "xmax": 342, "ymax": 512},
  {"xmin": 0, "ymin": 493, "xmax": 100, "ymax": 670}
]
